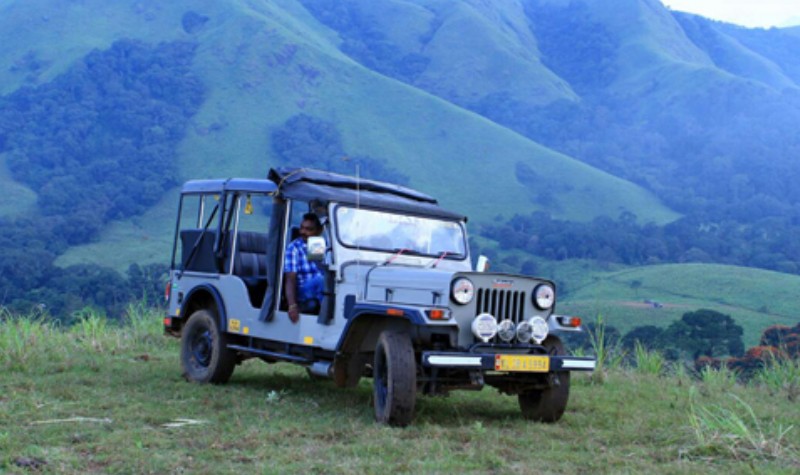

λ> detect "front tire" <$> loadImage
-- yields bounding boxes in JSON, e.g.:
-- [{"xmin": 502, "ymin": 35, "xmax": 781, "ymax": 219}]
[
  {"xmin": 180, "ymin": 309, "xmax": 236, "ymax": 384},
  {"xmin": 518, "ymin": 337, "xmax": 570, "ymax": 422},
  {"xmin": 373, "ymin": 331, "xmax": 416, "ymax": 427}
]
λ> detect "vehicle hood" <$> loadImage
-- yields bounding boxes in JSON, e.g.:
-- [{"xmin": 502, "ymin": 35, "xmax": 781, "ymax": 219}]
[{"xmin": 364, "ymin": 265, "xmax": 455, "ymax": 307}]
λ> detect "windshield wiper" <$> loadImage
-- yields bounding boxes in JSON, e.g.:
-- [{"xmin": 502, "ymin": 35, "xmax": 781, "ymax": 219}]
[
  {"xmin": 429, "ymin": 251, "xmax": 449, "ymax": 268},
  {"xmin": 383, "ymin": 248, "xmax": 413, "ymax": 265}
]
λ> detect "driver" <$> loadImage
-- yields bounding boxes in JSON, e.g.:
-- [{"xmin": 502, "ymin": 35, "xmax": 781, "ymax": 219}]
[{"xmin": 284, "ymin": 213, "xmax": 324, "ymax": 323}]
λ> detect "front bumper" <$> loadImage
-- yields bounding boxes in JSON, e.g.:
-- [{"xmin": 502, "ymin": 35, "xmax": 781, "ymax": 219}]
[{"xmin": 421, "ymin": 351, "xmax": 596, "ymax": 372}]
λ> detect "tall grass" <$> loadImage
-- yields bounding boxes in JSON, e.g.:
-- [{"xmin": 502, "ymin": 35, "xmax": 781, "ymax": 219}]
[
  {"xmin": 688, "ymin": 391, "xmax": 797, "ymax": 461},
  {"xmin": 587, "ymin": 315, "xmax": 626, "ymax": 384},
  {"xmin": 1, "ymin": 308, "xmax": 49, "ymax": 370},
  {"xmin": 670, "ymin": 361, "xmax": 693, "ymax": 388},
  {"xmin": 123, "ymin": 300, "xmax": 166, "ymax": 349},
  {"xmin": 71, "ymin": 307, "xmax": 110, "ymax": 352},
  {"xmin": 633, "ymin": 342, "xmax": 665, "ymax": 376},
  {"xmin": 0, "ymin": 307, "xmax": 72, "ymax": 370},
  {"xmin": 1, "ymin": 303, "xmax": 165, "ymax": 370},
  {"xmin": 699, "ymin": 365, "xmax": 738, "ymax": 396},
  {"xmin": 755, "ymin": 354, "xmax": 800, "ymax": 402}
]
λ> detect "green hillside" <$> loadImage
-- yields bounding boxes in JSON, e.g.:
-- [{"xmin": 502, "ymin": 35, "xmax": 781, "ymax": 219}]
[
  {"xmin": 298, "ymin": 0, "xmax": 579, "ymax": 108},
  {"xmin": 558, "ymin": 263, "xmax": 800, "ymax": 346},
  {"xmin": 0, "ymin": 0, "xmax": 188, "ymax": 95},
  {"xmin": 0, "ymin": 0, "xmax": 680, "ymax": 271},
  {"xmin": 675, "ymin": 14, "xmax": 797, "ymax": 89}
]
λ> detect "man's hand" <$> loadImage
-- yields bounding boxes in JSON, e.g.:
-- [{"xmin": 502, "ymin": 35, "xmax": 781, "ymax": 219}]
[{"xmin": 288, "ymin": 304, "xmax": 300, "ymax": 323}]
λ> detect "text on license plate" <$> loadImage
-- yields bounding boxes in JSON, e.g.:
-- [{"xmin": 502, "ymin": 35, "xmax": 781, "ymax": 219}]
[{"xmin": 495, "ymin": 354, "xmax": 550, "ymax": 372}]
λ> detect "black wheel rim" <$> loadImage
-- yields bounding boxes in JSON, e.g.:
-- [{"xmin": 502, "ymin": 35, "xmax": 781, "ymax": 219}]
[
  {"xmin": 375, "ymin": 346, "xmax": 388, "ymax": 410},
  {"xmin": 191, "ymin": 329, "xmax": 213, "ymax": 368}
]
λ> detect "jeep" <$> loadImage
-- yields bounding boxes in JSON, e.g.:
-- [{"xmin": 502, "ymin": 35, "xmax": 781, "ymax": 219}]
[{"xmin": 165, "ymin": 167, "xmax": 595, "ymax": 426}]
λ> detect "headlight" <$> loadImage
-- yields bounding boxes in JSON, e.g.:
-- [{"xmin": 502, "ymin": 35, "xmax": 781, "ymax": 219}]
[
  {"xmin": 533, "ymin": 284, "xmax": 555, "ymax": 310},
  {"xmin": 530, "ymin": 316, "xmax": 549, "ymax": 344},
  {"xmin": 471, "ymin": 313, "xmax": 497, "ymax": 342},
  {"xmin": 497, "ymin": 319, "xmax": 516, "ymax": 342},
  {"xmin": 516, "ymin": 320, "xmax": 533, "ymax": 342},
  {"xmin": 451, "ymin": 278, "xmax": 475, "ymax": 305}
]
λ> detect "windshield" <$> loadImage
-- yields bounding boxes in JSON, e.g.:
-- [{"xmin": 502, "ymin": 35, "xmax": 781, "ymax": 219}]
[{"xmin": 335, "ymin": 206, "xmax": 467, "ymax": 258}]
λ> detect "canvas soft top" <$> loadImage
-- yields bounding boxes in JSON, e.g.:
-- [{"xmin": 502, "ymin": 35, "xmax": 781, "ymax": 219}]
[
  {"xmin": 181, "ymin": 178, "xmax": 278, "ymax": 195},
  {"xmin": 268, "ymin": 167, "xmax": 465, "ymax": 221}
]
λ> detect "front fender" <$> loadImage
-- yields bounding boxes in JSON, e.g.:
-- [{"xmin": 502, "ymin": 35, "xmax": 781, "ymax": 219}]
[
  {"xmin": 335, "ymin": 302, "xmax": 426, "ymax": 354},
  {"xmin": 180, "ymin": 284, "xmax": 228, "ymax": 331}
]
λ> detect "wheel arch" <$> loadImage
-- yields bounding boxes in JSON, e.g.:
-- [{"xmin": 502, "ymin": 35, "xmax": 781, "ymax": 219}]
[
  {"xmin": 331, "ymin": 312, "xmax": 418, "ymax": 389},
  {"xmin": 337, "ymin": 313, "xmax": 415, "ymax": 355},
  {"xmin": 180, "ymin": 284, "xmax": 227, "ymax": 332}
]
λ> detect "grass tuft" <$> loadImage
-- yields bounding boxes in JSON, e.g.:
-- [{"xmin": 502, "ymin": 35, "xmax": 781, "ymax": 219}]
[
  {"xmin": 587, "ymin": 315, "xmax": 626, "ymax": 384},
  {"xmin": 123, "ymin": 301, "xmax": 166, "ymax": 349},
  {"xmin": 688, "ymin": 391, "xmax": 797, "ymax": 462},
  {"xmin": 633, "ymin": 342, "xmax": 665, "ymax": 377},
  {"xmin": 0, "ymin": 308, "xmax": 65, "ymax": 371},
  {"xmin": 71, "ymin": 307, "xmax": 110, "ymax": 352},
  {"xmin": 755, "ymin": 354, "xmax": 800, "ymax": 402},
  {"xmin": 699, "ymin": 365, "xmax": 738, "ymax": 395}
]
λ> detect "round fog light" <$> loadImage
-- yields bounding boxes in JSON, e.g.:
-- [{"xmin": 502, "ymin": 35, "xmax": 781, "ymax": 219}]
[
  {"xmin": 530, "ymin": 316, "xmax": 549, "ymax": 344},
  {"xmin": 497, "ymin": 319, "xmax": 516, "ymax": 342},
  {"xmin": 516, "ymin": 320, "xmax": 533, "ymax": 342},
  {"xmin": 471, "ymin": 313, "xmax": 498, "ymax": 342}
]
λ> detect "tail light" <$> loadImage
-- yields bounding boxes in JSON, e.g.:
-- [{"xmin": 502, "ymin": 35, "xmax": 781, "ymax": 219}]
[{"xmin": 556, "ymin": 315, "xmax": 582, "ymax": 328}]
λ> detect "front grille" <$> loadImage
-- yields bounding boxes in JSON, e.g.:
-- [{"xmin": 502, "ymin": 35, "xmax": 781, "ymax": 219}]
[{"xmin": 475, "ymin": 288, "xmax": 527, "ymax": 324}]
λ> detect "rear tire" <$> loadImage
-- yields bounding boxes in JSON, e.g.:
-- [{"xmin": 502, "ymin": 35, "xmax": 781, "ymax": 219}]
[
  {"xmin": 518, "ymin": 337, "xmax": 570, "ymax": 422},
  {"xmin": 180, "ymin": 309, "xmax": 236, "ymax": 384},
  {"xmin": 373, "ymin": 331, "xmax": 416, "ymax": 427}
]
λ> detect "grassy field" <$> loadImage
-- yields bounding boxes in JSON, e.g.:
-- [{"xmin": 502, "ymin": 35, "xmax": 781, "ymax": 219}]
[
  {"xmin": 556, "ymin": 263, "xmax": 800, "ymax": 347},
  {"xmin": 2, "ymin": 307, "xmax": 799, "ymax": 474}
]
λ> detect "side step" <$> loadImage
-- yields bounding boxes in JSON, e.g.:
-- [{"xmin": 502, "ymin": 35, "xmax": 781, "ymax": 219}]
[{"xmin": 227, "ymin": 344, "xmax": 312, "ymax": 364}]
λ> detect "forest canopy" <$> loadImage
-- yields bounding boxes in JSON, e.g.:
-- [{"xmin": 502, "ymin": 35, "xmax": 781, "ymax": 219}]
[{"xmin": 0, "ymin": 39, "xmax": 204, "ymax": 317}]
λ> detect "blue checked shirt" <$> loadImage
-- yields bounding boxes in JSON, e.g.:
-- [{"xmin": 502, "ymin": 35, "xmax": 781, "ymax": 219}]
[{"xmin": 284, "ymin": 238, "xmax": 323, "ymax": 288}]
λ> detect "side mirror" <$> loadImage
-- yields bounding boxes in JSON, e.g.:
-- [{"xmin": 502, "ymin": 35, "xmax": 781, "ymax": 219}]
[
  {"xmin": 307, "ymin": 236, "xmax": 326, "ymax": 262},
  {"xmin": 476, "ymin": 255, "xmax": 490, "ymax": 272}
]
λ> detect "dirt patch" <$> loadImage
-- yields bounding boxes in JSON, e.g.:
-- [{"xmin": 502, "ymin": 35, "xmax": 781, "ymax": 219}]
[{"xmin": 617, "ymin": 301, "xmax": 689, "ymax": 310}]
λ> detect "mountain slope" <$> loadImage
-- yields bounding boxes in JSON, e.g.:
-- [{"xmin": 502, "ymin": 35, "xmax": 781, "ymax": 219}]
[
  {"xmin": 0, "ymin": 0, "xmax": 679, "ymax": 272},
  {"xmin": 2, "ymin": 0, "xmax": 800, "ymax": 322}
]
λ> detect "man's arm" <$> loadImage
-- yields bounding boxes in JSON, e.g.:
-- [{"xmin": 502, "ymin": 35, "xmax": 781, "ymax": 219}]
[
  {"xmin": 285, "ymin": 272, "xmax": 300, "ymax": 323},
  {"xmin": 284, "ymin": 242, "xmax": 301, "ymax": 323}
]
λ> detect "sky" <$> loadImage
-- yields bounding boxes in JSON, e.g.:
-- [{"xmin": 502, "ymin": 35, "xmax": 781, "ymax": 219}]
[{"xmin": 661, "ymin": 0, "xmax": 800, "ymax": 28}]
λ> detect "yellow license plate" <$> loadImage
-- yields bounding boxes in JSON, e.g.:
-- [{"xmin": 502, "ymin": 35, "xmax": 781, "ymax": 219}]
[{"xmin": 495, "ymin": 355, "xmax": 550, "ymax": 373}]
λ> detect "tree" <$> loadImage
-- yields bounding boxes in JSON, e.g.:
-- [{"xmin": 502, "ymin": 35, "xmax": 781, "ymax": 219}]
[
  {"xmin": 621, "ymin": 325, "xmax": 663, "ymax": 351},
  {"xmin": 629, "ymin": 280, "xmax": 642, "ymax": 298},
  {"xmin": 663, "ymin": 309, "xmax": 744, "ymax": 360}
]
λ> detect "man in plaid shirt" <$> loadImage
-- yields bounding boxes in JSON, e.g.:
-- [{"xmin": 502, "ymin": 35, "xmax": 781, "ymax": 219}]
[{"xmin": 284, "ymin": 213, "xmax": 324, "ymax": 323}]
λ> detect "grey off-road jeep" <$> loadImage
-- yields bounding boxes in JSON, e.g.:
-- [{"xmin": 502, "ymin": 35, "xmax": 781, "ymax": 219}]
[{"xmin": 165, "ymin": 167, "xmax": 595, "ymax": 426}]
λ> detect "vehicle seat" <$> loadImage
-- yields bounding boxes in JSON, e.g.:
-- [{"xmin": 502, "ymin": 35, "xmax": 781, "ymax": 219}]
[
  {"xmin": 233, "ymin": 231, "xmax": 268, "ymax": 277},
  {"xmin": 229, "ymin": 231, "xmax": 269, "ymax": 307},
  {"xmin": 180, "ymin": 229, "xmax": 218, "ymax": 273}
]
